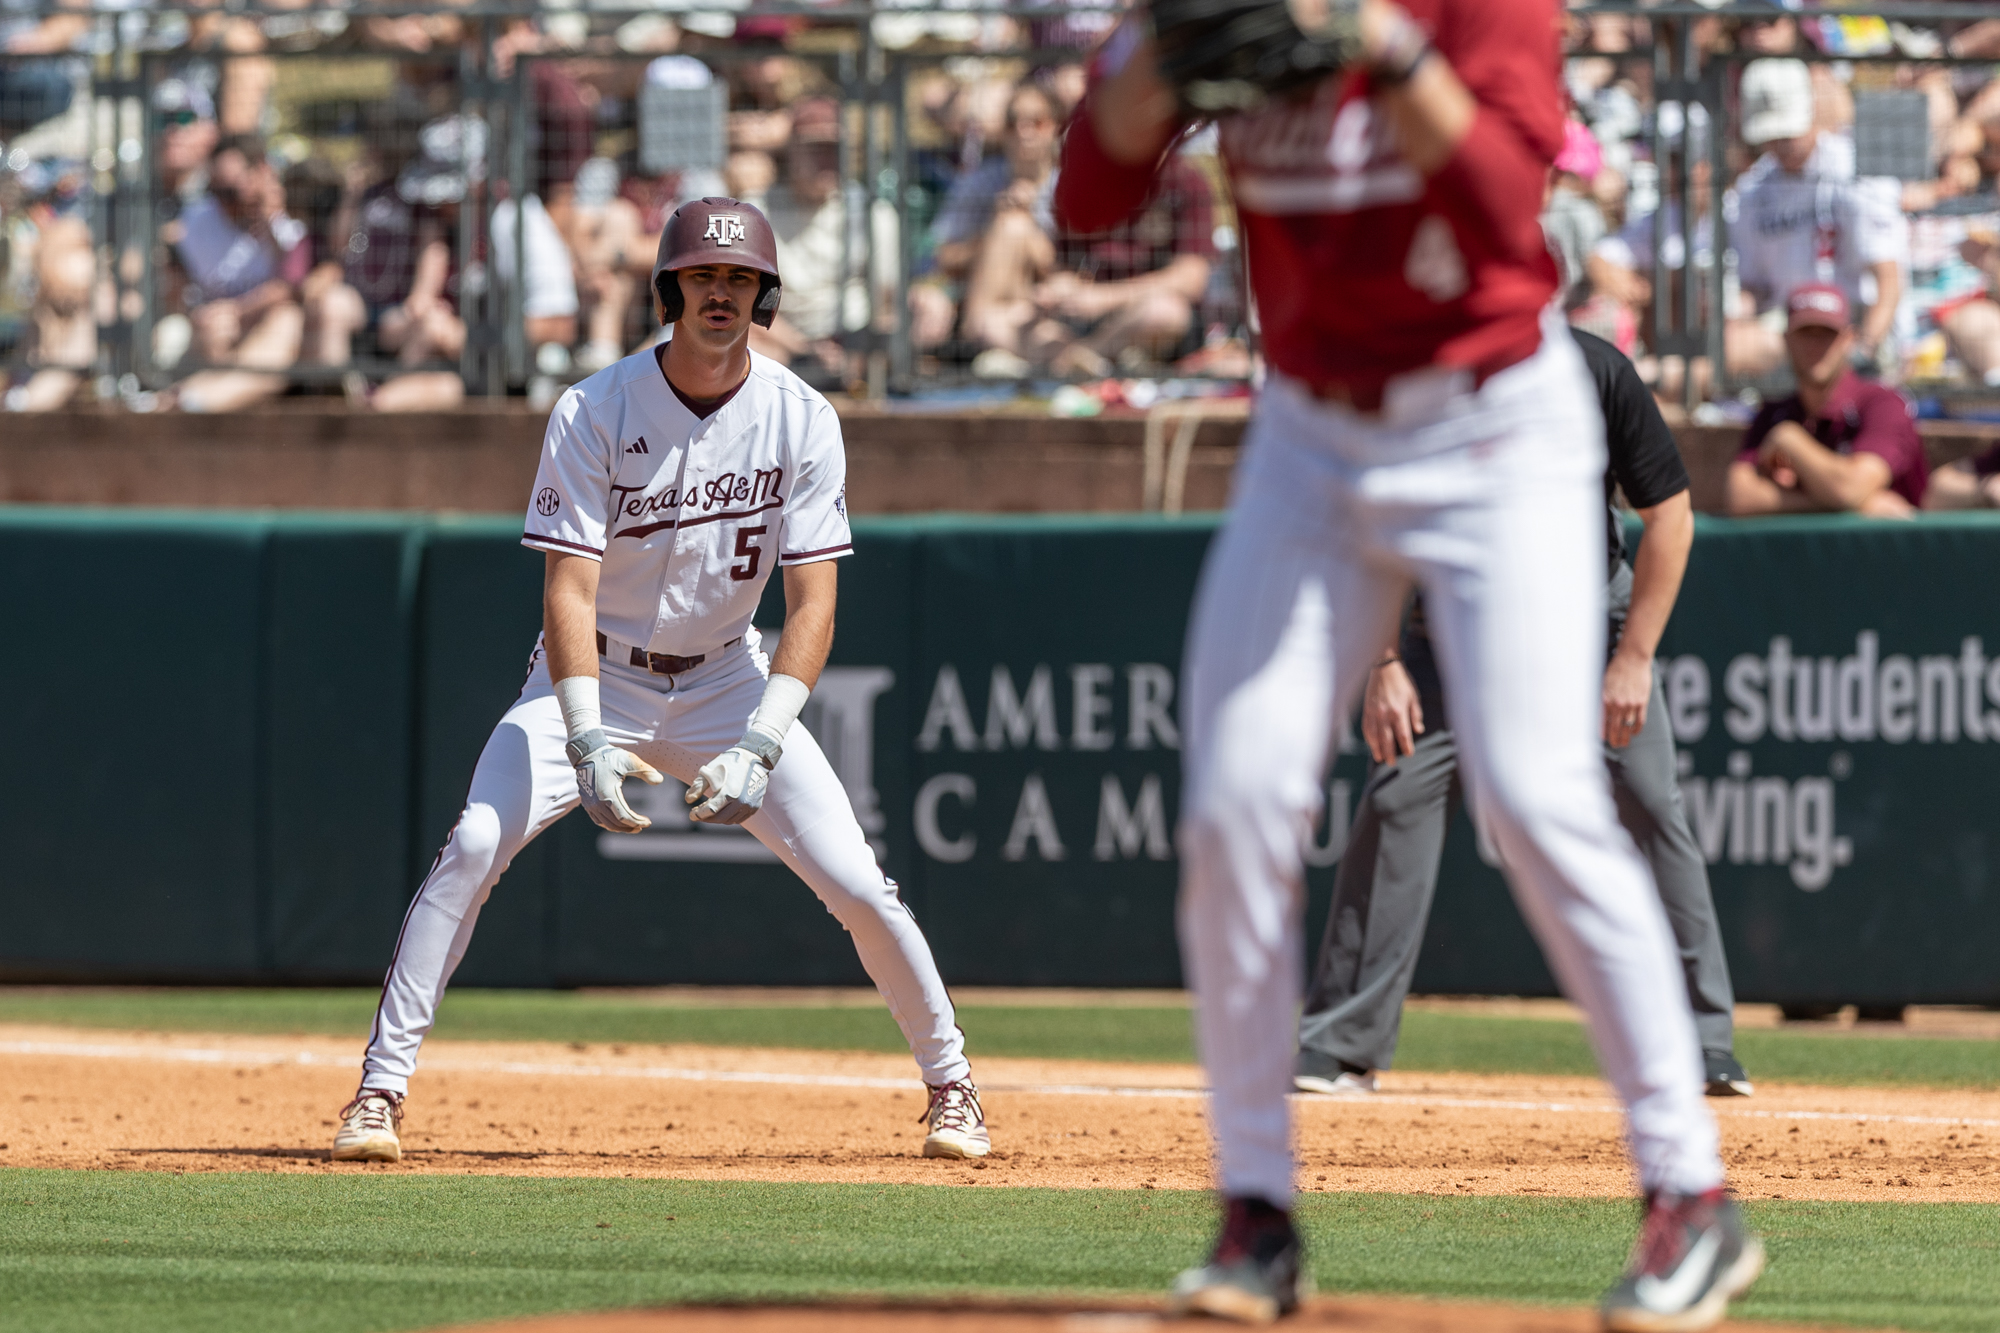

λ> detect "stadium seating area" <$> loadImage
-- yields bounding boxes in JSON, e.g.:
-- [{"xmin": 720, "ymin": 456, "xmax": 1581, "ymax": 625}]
[{"xmin": 1, "ymin": 0, "xmax": 1999, "ymax": 487}]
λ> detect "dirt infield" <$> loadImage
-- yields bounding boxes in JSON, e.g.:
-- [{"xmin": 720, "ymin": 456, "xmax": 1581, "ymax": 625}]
[
  {"xmin": 2, "ymin": 1023, "xmax": 1995, "ymax": 1203},
  {"xmin": 433, "ymin": 1298, "xmax": 1872, "ymax": 1333}
]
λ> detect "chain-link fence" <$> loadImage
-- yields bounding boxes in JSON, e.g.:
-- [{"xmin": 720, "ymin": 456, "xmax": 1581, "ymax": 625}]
[{"xmin": 5, "ymin": 2, "xmax": 2000, "ymax": 414}]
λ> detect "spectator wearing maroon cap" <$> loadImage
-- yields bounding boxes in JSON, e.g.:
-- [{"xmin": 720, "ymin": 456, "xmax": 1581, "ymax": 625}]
[{"xmin": 1729, "ymin": 283, "xmax": 1927, "ymax": 519}]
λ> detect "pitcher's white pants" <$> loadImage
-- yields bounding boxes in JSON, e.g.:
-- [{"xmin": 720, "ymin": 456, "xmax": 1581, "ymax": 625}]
[
  {"xmin": 1178, "ymin": 323, "xmax": 1723, "ymax": 1207},
  {"xmin": 362, "ymin": 634, "xmax": 970, "ymax": 1094}
]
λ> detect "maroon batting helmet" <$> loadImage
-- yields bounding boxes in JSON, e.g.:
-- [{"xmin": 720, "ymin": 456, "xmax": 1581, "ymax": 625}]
[{"xmin": 653, "ymin": 196, "xmax": 783, "ymax": 328}]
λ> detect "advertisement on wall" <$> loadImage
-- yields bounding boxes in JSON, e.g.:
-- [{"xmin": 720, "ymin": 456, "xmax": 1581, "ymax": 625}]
[
  {"xmin": 5, "ymin": 510, "xmax": 1994, "ymax": 994},
  {"xmin": 545, "ymin": 514, "xmax": 2000, "ymax": 1001}
]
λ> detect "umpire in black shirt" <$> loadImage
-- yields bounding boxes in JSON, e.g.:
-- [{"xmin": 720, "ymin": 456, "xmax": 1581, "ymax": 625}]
[{"xmin": 1294, "ymin": 329, "xmax": 1752, "ymax": 1100}]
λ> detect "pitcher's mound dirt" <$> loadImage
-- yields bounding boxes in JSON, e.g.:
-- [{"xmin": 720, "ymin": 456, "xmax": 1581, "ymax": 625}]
[{"xmin": 438, "ymin": 1298, "xmax": 1876, "ymax": 1333}]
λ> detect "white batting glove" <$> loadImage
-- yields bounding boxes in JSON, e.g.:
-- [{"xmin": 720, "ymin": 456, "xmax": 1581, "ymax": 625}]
[
  {"xmin": 567, "ymin": 729, "xmax": 663, "ymax": 833},
  {"xmin": 685, "ymin": 726, "xmax": 782, "ymax": 825}
]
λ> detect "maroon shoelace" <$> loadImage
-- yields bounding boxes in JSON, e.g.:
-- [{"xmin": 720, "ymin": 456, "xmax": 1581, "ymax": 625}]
[
  {"xmin": 340, "ymin": 1090, "xmax": 404, "ymax": 1131},
  {"xmin": 921, "ymin": 1080, "xmax": 982, "ymax": 1131}
]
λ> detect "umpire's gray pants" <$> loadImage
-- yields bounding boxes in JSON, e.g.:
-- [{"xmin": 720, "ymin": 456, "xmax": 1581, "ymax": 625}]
[{"xmin": 1297, "ymin": 630, "xmax": 1736, "ymax": 1077}]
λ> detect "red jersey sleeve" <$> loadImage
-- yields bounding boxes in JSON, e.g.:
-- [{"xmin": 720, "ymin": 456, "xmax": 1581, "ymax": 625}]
[
  {"xmin": 1054, "ymin": 15, "xmax": 1189, "ymax": 234},
  {"xmin": 1056, "ymin": 95, "xmax": 1181, "ymax": 235},
  {"xmin": 1425, "ymin": 0, "xmax": 1567, "ymax": 266}
]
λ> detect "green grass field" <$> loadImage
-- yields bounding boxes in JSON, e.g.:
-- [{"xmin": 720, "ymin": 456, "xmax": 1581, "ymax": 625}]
[
  {"xmin": 6, "ymin": 988, "xmax": 1997, "ymax": 1331},
  {"xmin": 2, "ymin": 1172, "xmax": 1995, "ymax": 1333},
  {"xmin": 3, "ymin": 987, "xmax": 1997, "ymax": 1089}
]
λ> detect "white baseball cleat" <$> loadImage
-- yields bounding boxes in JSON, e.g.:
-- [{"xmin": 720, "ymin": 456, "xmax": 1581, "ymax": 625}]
[
  {"xmin": 920, "ymin": 1078, "xmax": 990, "ymax": 1158},
  {"xmin": 332, "ymin": 1090, "xmax": 404, "ymax": 1163},
  {"xmin": 1294, "ymin": 1069, "xmax": 1379, "ymax": 1097}
]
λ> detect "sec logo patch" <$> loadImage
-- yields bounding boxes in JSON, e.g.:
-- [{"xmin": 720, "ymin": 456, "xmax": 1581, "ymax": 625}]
[{"xmin": 535, "ymin": 488, "xmax": 562, "ymax": 516}]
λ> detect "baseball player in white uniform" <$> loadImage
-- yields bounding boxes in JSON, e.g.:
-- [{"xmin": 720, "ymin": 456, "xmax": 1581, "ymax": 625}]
[{"xmin": 332, "ymin": 198, "xmax": 988, "ymax": 1165}]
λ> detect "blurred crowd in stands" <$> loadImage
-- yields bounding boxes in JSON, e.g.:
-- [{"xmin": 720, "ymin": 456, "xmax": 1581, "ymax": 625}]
[
  {"xmin": 0, "ymin": 0, "xmax": 1997, "ymax": 505},
  {"xmin": 0, "ymin": 0, "xmax": 1174, "ymax": 413},
  {"xmin": 1554, "ymin": 5, "xmax": 2000, "ymax": 510}
]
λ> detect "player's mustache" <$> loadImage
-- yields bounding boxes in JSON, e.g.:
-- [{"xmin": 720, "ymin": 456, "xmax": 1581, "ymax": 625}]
[{"xmin": 701, "ymin": 299, "xmax": 738, "ymax": 315}]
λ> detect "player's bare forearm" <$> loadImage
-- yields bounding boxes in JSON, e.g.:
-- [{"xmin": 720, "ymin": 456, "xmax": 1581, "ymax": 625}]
[
  {"xmin": 769, "ymin": 561, "xmax": 837, "ymax": 690},
  {"xmin": 1087, "ymin": 29, "xmax": 1180, "ymax": 167},
  {"xmin": 542, "ymin": 551, "xmax": 602, "ymax": 682},
  {"xmin": 1364, "ymin": 0, "xmax": 1475, "ymax": 174},
  {"xmin": 1619, "ymin": 490, "xmax": 1692, "ymax": 668}
]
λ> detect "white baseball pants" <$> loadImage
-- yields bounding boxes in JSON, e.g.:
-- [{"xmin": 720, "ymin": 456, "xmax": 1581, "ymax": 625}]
[
  {"xmin": 1178, "ymin": 320, "xmax": 1724, "ymax": 1207},
  {"xmin": 361, "ymin": 635, "xmax": 970, "ymax": 1094}
]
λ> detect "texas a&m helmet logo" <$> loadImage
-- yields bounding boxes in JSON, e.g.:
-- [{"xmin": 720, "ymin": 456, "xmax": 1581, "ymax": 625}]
[{"xmin": 703, "ymin": 214, "xmax": 747, "ymax": 247}]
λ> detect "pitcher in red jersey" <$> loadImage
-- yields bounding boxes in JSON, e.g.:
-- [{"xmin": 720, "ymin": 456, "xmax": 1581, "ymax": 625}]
[{"xmin": 1060, "ymin": 4, "xmax": 1762, "ymax": 1326}]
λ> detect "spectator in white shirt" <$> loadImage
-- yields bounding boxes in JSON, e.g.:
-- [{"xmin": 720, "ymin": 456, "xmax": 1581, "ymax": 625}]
[
  {"xmin": 1730, "ymin": 59, "xmax": 1908, "ymax": 379},
  {"xmin": 753, "ymin": 97, "xmax": 899, "ymax": 387}
]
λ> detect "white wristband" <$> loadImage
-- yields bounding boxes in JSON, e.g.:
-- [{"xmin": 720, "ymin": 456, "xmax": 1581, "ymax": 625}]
[
  {"xmin": 747, "ymin": 672, "xmax": 811, "ymax": 744},
  {"xmin": 553, "ymin": 675, "xmax": 602, "ymax": 741}
]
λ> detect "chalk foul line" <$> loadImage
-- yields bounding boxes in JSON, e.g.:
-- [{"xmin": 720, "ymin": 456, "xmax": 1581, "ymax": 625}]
[{"xmin": 3, "ymin": 1039, "xmax": 1994, "ymax": 1131}]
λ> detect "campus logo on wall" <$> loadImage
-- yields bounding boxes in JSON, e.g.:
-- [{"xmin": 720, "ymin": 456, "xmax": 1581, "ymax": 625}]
[{"xmin": 906, "ymin": 661, "xmax": 1354, "ymax": 870}]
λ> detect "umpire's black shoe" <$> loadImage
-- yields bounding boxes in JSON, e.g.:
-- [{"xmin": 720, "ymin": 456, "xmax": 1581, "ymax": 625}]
[
  {"xmin": 1170, "ymin": 1195, "xmax": 1307, "ymax": 1324},
  {"xmin": 1703, "ymin": 1050, "xmax": 1754, "ymax": 1098},
  {"xmin": 1600, "ymin": 1188, "xmax": 1764, "ymax": 1332}
]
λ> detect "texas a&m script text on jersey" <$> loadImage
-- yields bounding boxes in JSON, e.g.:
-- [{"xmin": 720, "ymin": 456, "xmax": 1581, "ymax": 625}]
[{"xmin": 522, "ymin": 348, "xmax": 852, "ymax": 658}]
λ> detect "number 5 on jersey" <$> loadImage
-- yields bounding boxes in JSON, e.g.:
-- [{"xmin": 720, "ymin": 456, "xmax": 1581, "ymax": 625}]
[{"xmin": 731, "ymin": 525, "xmax": 767, "ymax": 582}]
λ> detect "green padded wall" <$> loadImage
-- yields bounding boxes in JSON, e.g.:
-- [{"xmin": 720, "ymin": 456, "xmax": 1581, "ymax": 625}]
[
  {"xmin": 1, "ymin": 505, "xmax": 1996, "ymax": 1004},
  {"xmin": 0, "ymin": 510, "xmax": 267, "ymax": 979},
  {"xmin": 263, "ymin": 519, "xmax": 425, "ymax": 979}
]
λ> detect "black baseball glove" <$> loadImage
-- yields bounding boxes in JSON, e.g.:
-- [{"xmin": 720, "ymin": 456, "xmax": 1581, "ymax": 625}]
[{"xmin": 1149, "ymin": 0, "xmax": 1365, "ymax": 115}]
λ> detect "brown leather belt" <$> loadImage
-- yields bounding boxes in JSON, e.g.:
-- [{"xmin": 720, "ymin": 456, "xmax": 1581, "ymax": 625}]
[{"xmin": 597, "ymin": 631, "xmax": 742, "ymax": 676}]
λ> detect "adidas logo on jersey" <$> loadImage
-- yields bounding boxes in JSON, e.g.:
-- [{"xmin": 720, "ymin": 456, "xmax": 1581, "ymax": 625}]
[
  {"xmin": 703, "ymin": 215, "xmax": 747, "ymax": 246},
  {"xmin": 628, "ymin": 437, "xmax": 649, "ymax": 454}
]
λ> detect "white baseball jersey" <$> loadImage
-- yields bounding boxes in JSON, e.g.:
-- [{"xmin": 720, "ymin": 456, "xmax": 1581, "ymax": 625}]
[
  {"xmin": 522, "ymin": 348, "xmax": 852, "ymax": 658},
  {"xmin": 1732, "ymin": 132, "xmax": 1906, "ymax": 313}
]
